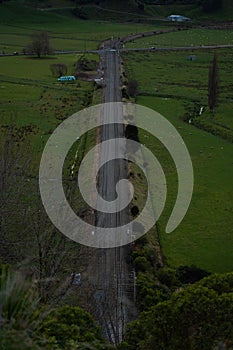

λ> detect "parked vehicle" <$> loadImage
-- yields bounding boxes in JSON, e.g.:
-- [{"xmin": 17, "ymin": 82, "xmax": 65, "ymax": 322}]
[
  {"xmin": 71, "ymin": 273, "xmax": 81, "ymax": 285},
  {"xmin": 58, "ymin": 75, "xmax": 76, "ymax": 82}
]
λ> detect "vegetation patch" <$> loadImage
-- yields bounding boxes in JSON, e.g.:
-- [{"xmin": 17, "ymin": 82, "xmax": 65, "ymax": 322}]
[
  {"xmin": 126, "ymin": 28, "xmax": 233, "ymax": 48},
  {"xmin": 122, "ymin": 45, "xmax": 233, "ymax": 273},
  {"xmin": 121, "ymin": 272, "xmax": 233, "ymax": 350},
  {"xmin": 0, "ymin": 51, "xmax": 98, "ymax": 303},
  {"xmin": 136, "ymin": 96, "xmax": 233, "ymax": 273}
]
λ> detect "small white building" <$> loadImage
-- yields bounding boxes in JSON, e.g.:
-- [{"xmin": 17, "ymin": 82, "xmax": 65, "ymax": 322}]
[{"xmin": 167, "ymin": 15, "xmax": 191, "ymax": 22}]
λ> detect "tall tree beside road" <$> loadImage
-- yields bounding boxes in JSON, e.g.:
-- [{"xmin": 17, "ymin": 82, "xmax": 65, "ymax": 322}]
[
  {"xmin": 127, "ymin": 79, "xmax": 139, "ymax": 98},
  {"xmin": 28, "ymin": 32, "xmax": 53, "ymax": 58},
  {"xmin": 208, "ymin": 51, "xmax": 219, "ymax": 114}
]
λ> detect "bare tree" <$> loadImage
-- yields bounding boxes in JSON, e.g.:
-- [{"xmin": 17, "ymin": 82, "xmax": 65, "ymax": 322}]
[
  {"xmin": 25, "ymin": 184, "xmax": 89, "ymax": 304},
  {"xmin": 0, "ymin": 123, "xmax": 85, "ymax": 305},
  {"xmin": 28, "ymin": 203, "xmax": 68, "ymax": 302},
  {"xmin": 50, "ymin": 63, "xmax": 68, "ymax": 77},
  {"xmin": 27, "ymin": 31, "xmax": 53, "ymax": 58},
  {"xmin": 208, "ymin": 51, "xmax": 219, "ymax": 114}
]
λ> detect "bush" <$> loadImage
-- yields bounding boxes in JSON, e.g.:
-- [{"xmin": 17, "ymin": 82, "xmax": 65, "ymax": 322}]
[
  {"xmin": 124, "ymin": 272, "xmax": 233, "ymax": 350},
  {"xmin": 0, "ymin": 328, "xmax": 43, "ymax": 350},
  {"xmin": 125, "ymin": 124, "xmax": 139, "ymax": 142},
  {"xmin": 134, "ymin": 256, "xmax": 151, "ymax": 272},
  {"xmin": 127, "ymin": 79, "xmax": 138, "ymax": 97},
  {"xmin": 157, "ymin": 267, "xmax": 180, "ymax": 288},
  {"xmin": 50, "ymin": 63, "xmax": 67, "ymax": 78},
  {"xmin": 0, "ymin": 265, "xmax": 39, "ymax": 328},
  {"xmin": 136, "ymin": 273, "xmax": 170, "ymax": 310},
  {"xmin": 176, "ymin": 265, "xmax": 210, "ymax": 284},
  {"xmin": 71, "ymin": 7, "xmax": 88, "ymax": 20},
  {"xmin": 39, "ymin": 305, "xmax": 104, "ymax": 347}
]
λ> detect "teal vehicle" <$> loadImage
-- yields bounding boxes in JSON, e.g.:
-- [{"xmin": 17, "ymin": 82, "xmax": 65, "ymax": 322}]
[{"xmin": 58, "ymin": 75, "xmax": 76, "ymax": 82}]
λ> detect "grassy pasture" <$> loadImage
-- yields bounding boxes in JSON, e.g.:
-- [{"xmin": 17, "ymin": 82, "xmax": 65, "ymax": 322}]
[
  {"xmin": 123, "ymin": 50, "xmax": 233, "ymax": 273},
  {"xmin": 124, "ymin": 50, "xmax": 210, "ymax": 103},
  {"xmin": 138, "ymin": 96, "xmax": 233, "ymax": 273},
  {"xmin": 0, "ymin": 53, "xmax": 98, "ymax": 80},
  {"xmin": 0, "ymin": 54, "xmax": 96, "ymax": 166},
  {"xmin": 0, "ymin": 2, "xmax": 157, "ymax": 54},
  {"xmin": 214, "ymin": 103, "xmax": 233, "ymax": 129},
  {"xmin": 123, "ymin": 49, "xmax": 233, "ymax": 127},
  {"xmin": 126, "ymin": 28, "xmax": 233, "ymax": 49}
]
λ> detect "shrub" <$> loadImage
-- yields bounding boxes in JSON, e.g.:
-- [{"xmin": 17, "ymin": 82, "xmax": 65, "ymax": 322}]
[
  {"xmin": 176, "ymin": 265, "xmax": 210, "ymax": 284},
  {"xmin": 39, "ymin": 305, "xmax": 104, "ymax": 347},
  {"xmin": 50, "ymin": 64, "xmax": 67, "ymax": 78},
  {"xmin": 134, "ymin": 256, "xmax": 151, "ymax": 272},
  {"xmin": 157, "ymin": 267, "xmax": 180, "ymax": 288}
]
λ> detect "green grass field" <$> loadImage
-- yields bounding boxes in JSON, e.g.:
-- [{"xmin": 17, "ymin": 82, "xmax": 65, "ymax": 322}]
[
  {"xmin": 0, "ymin": 53, "xmax": 96, "ymax": 168},
  {"xmin": 138, "ymin": 96, "xmax": 233, "ymax": 273},
  {"xmin": 0, "ymin": 2, "xmax": 157, "ymax": 54},
  {"xmin": 126, "ymin": 28, "xmax": 233, "ymax": 49},
  {"xmin": 123, "ymin": 49, "xmax": 233, "ymax": 125},
  {"xmin": 123, "ymin": 49, "xmax": 233, "ymax": 273}
]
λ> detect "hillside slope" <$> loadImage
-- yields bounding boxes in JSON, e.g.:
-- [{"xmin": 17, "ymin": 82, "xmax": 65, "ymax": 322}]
[{"xmin": 1, "ymin": 0, "xmax": 232, "ymax": 22}]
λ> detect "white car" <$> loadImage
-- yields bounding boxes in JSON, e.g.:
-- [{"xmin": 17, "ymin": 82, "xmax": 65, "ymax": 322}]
[{"xmin": 71, "ymin": 273, "xmax": 81, "ymax": 285}]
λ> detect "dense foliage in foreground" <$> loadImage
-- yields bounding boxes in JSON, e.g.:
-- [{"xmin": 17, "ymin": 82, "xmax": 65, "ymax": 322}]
[
  {"xmin": 120, "ymin": 272, "xmax": 233, "ymax": 350},
  {"xmin": 0, "ymin": 264, "xmax": 112, "ymax": 350},
  {"xmin": 1, "ymin": 264, "xmax": 233, "ymax": 349}
]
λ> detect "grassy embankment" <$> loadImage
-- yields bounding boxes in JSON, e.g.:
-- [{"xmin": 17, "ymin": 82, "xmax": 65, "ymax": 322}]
[{"xmin": 123, "ymin": 30, "xmax": 233, "ymax": 273}]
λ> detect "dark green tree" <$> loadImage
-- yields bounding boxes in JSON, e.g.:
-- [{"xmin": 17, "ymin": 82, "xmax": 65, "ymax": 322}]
[
  {"xmin": 122, "ymin": 272, "xmax": 233, "ymax": 350},
  {"xmin": 0, "ymin": 265, "xmax": 113, "ymax": 349},
  {"xmin": 39, "ymin": 305, "xmax": 112, "ymax": 349},
  {"xmin": 127, "ymin": 79, "xmax": 139, "ymax": 98}
]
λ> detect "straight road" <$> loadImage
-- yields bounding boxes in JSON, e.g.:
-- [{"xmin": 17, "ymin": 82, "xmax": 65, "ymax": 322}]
[
  {"xmin": 96, "ymin": 48, "xmax": 135, "ymax": 343},
  {"xmin": 85, "ymin": 45, "xmax": 137, "ymax": 344}
]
